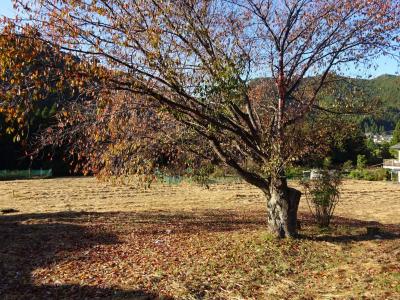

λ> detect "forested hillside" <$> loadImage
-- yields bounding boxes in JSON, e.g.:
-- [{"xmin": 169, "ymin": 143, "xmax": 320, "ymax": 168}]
[{"xmin": 359, "ymin": 74, "xmax": 400, "ymax": 133}]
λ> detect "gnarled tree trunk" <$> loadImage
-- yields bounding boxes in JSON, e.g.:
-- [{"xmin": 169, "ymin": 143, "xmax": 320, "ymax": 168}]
[{"xmin": 265, "ymin": 177, "xmax": 301, "ymax": 238}]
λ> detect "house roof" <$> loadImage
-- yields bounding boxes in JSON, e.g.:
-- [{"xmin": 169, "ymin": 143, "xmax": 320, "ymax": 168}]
[{"xmin": 391, "ymin": 143, "xmax": 400, "ymax": 150}]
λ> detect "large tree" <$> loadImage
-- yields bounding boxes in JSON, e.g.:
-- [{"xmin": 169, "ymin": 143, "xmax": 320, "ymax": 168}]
[{"xmin": 11, "ymin": 0, "xmax": 400, "ymax": 237}]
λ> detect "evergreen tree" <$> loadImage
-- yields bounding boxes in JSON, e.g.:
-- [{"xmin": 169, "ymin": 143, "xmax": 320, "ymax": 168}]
[{"xmin": 391, "ymin": 120, "xmax": 400, "ymax": 145}]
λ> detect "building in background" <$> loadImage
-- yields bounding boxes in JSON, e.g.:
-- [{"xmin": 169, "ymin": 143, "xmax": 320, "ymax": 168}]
[
  {"xmin": 383, "ymin": 143, "xmax": 400, "ymax": 182},
  {"xmin": 365, "ymin": 132, "xmax": 393, "ymax": 144}
]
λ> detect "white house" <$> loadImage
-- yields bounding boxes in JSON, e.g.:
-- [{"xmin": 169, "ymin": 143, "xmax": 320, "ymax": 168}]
[
  {"xmin": 383, "ymin": 143, "xmax": 400, "ymax": 183},
  {"xmin": 365, "ymin": 132, "xmax": 393, "ymax": 144}
]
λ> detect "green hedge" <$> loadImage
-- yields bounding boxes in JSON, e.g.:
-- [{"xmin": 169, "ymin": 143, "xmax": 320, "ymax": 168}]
[{"xmin": 348, "ymin": 168, "xmax": 390, "ymax": 181}]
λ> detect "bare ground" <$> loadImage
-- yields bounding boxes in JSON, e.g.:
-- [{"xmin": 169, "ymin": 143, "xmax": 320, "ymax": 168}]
[{"xmin": 0, "ymin": 178, "xmax": 399, "ymax": 299}]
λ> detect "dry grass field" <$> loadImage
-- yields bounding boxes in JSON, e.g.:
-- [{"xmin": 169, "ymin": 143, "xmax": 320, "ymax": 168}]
[{"xmin": 0, "ymin": 177, "xmax": 399, "ymax": 299}]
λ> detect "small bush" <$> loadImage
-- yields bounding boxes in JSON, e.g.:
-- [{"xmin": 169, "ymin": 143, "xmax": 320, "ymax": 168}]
[
  {"xmin": 301, "ymin": 170, "xmax": 342, "ymax": 227},
  {"xmin": 356, "ymin": 154, "xmax": 367, "ymax": 169},
  {"xmin": 342, "ymin": 160, "xmax": 353, "ymax": 171},
  {"xmin": 192, "ymin": 164, "xmax": 215, "ymax": 188}
]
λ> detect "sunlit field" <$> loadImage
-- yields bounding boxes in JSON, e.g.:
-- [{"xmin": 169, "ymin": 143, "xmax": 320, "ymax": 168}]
[{"xmin": 1, "ymin": 178, "xmax": 399, "ymax": 299}]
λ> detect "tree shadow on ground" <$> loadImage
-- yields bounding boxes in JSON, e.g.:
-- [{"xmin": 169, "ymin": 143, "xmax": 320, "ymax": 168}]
[
  {"xmin": 0, "ymin": 209, "xmax": 268, "ymax": 235},
  {"xmin": 0, "ymin": 212, "xmax": 173, "ymax": 300},
  {"xmin": 297, "ymin": 213, "xmax": 400, "ymax": 243},
  {"xmin": 1, "ymin": 210, "xmax": 399, "ymax": 299},
  {"xmin": 101, "ymin": 210, "xmax": 400, "ymax": 242},
  {"xmin": 122, "ymin": 209, "xmax": 267, "ymax": 234}
]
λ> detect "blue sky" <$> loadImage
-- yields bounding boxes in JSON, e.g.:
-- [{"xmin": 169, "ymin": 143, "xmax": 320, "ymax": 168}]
[
  {"xmin": 1, "ymin": 0, "xmax": 15, "ymax": 18},
  {"xmin": 1, "ymin": 0, "xmax": 398, "ymax": 78}
]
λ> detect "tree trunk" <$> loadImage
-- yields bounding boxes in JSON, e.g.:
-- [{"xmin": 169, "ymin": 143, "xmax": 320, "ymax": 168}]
[{"xmin": 265, "ymin": 177, "xmax": 301, "ymax": 238}]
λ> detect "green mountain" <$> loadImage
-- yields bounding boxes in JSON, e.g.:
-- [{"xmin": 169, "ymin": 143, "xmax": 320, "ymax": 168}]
[
  {"xmin": 370, "ymin": 74, "xmax": 400, "ymax": 107},
  {"xmin": 359, "ymin": 74, "xmax": 400, "ymax": 133}
]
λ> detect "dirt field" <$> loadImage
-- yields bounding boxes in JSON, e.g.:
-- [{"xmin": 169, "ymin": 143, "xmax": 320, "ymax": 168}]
[
  {"xmin": 1, "ymin": 177, "xmax": 400, "ymax": 224},
  {"xmin": 0, "ymin": 178, "xmax": 399, "ymax": 299}
]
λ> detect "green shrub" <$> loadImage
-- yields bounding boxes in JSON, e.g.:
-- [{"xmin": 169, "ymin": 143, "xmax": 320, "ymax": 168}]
[
  {"xmin": 342, "ymin": 160, "xmax": 353, "ymax": 171},
  {"xmin": 348, "ymin": 169, "xmax": 363, "ymax": 180},
  {"xmin": 348, "ymin": 168, "xmax": 389, "ymax": 181},
  {"xmin": 301, "ymin": 170, "xmax": 342, "ymax": 227},
  {"xmin": 356, "ymin": 154, "xmax": 367, "ymax": 169}
]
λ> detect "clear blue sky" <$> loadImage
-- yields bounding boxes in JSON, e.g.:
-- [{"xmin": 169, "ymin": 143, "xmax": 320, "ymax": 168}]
[
  {"xmin": 1, "ymin": 0, "xmax": 398, "ymax": 78},
  {"xmin": 1, "ymin": 0, "xmax": 15, "ymax": 18}
]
